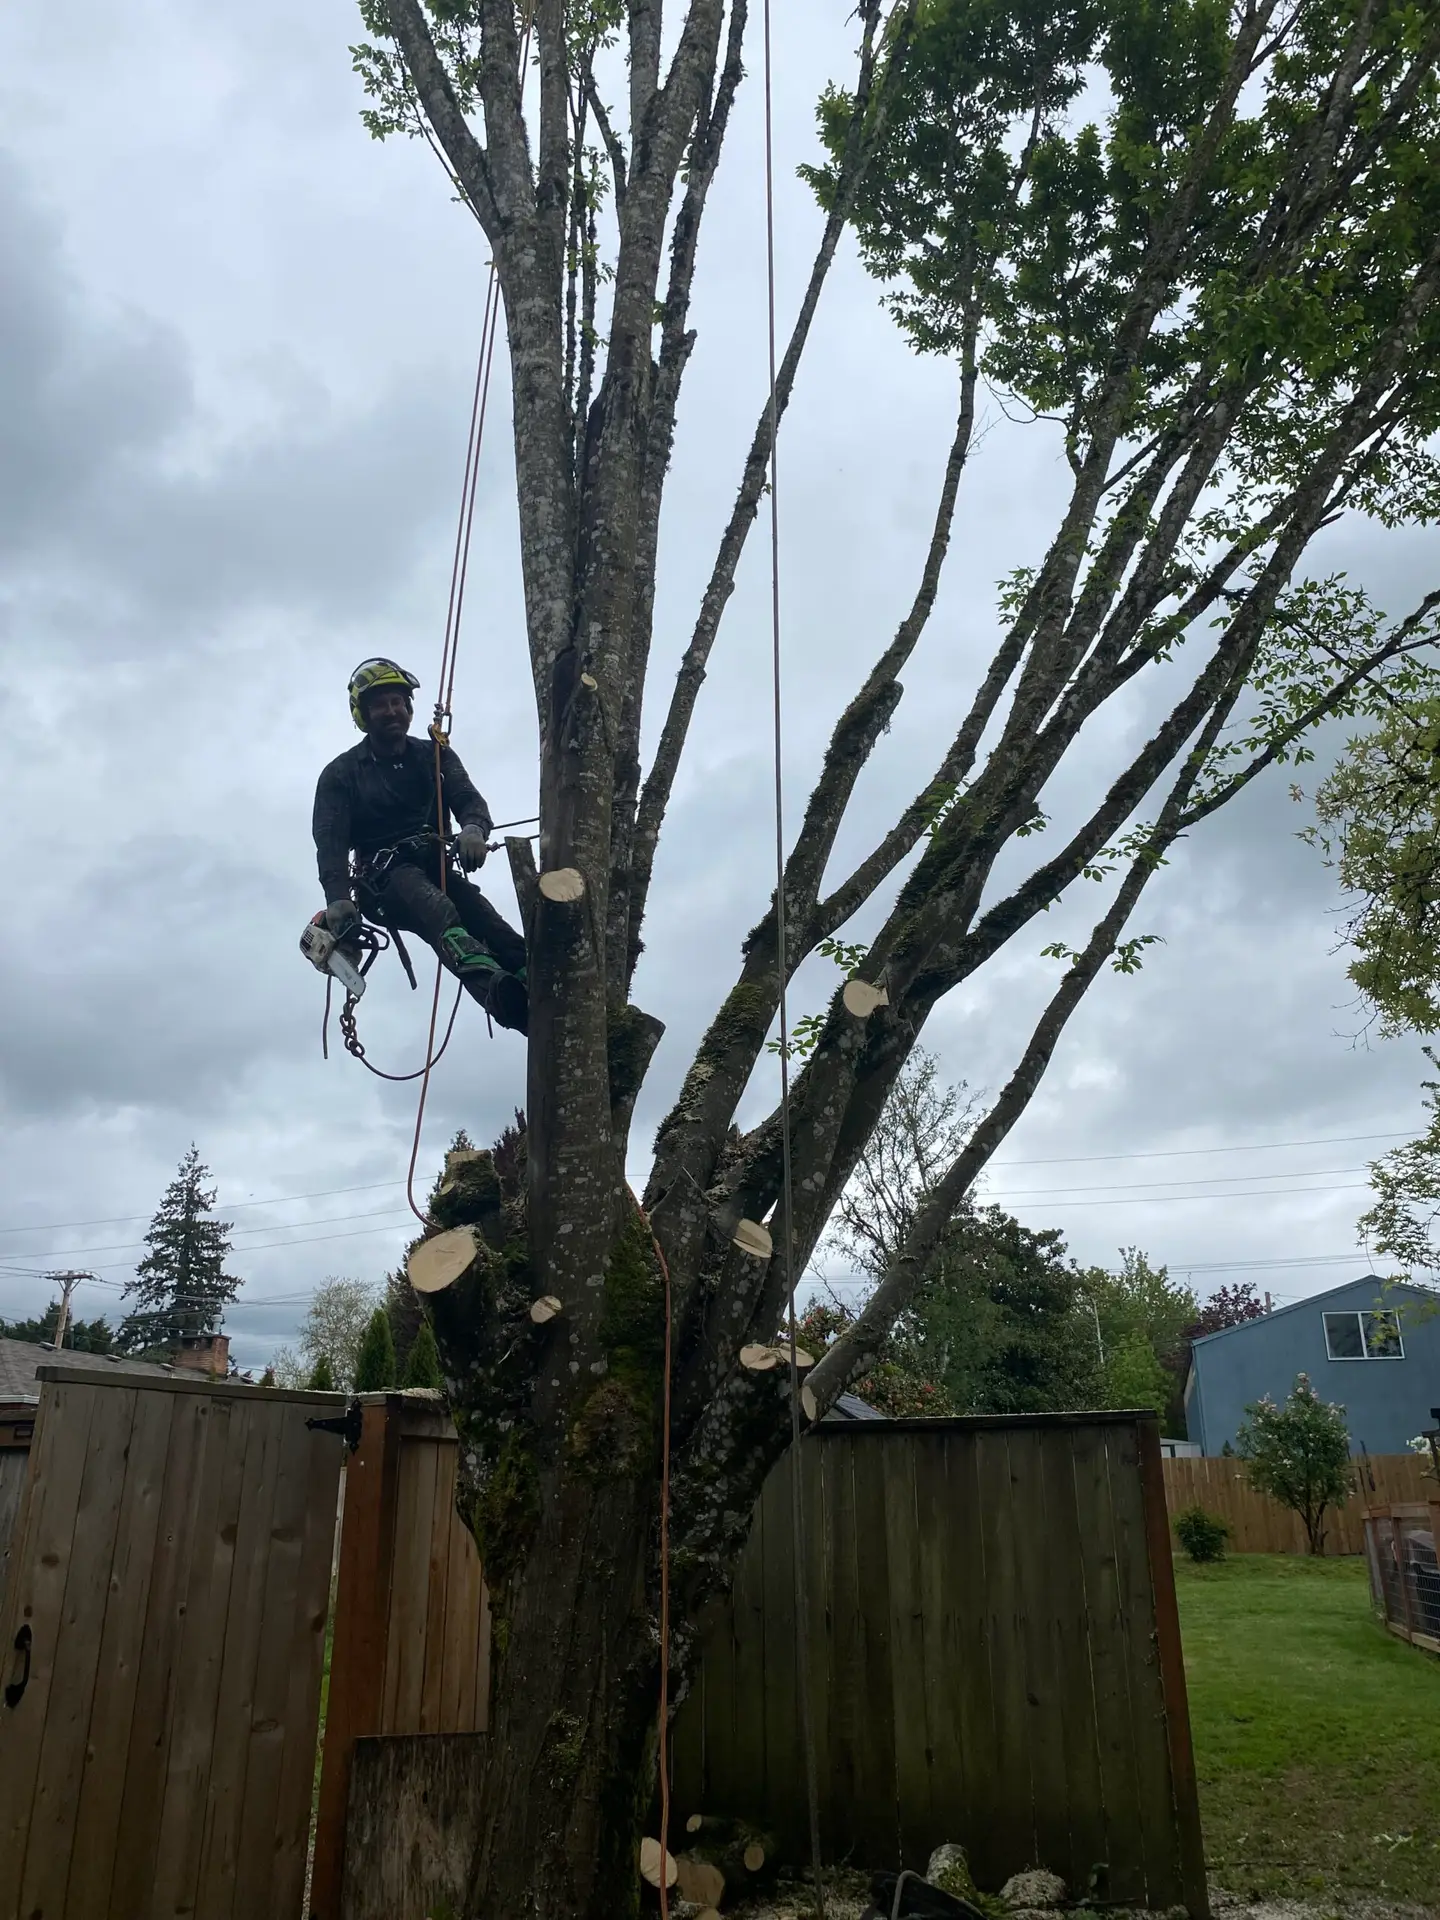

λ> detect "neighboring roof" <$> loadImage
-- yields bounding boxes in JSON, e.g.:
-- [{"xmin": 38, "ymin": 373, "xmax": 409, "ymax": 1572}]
[
  {"xmin": 824, "ymin": 1391, "xmax": 884, "ymax": 1421},
  {"xmin": 1189, "ymin": 1273, "xmax": 1434, "ymax": 1351},
  {"xmin": 0, "ymin": 1337, "xmax": 179, "ymax": 1399}
]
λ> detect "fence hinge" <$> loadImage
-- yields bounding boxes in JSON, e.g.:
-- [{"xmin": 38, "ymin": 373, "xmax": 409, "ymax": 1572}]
[{"xmin": 305, "ymin": 1397, "xmax": 363, "ymax": 1453}]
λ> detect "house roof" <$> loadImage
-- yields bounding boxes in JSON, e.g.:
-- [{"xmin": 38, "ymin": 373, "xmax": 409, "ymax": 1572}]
[
  {"xmin": 0, "ymin": 1337, "xmax": 179, "ymax": 1400},
  {"xmin": 1189, "ymin": 1273, "xmax": 1435, "ymax": 1351}
]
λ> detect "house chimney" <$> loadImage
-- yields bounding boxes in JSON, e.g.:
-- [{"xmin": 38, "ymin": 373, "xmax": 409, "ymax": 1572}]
[{"xmin": 172, "ymin": 1331, "xmax": 230, "ymax": 1378}]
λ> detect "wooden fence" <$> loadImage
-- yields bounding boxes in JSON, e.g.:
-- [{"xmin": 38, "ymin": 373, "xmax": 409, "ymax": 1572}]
[
  {"xmin": 310, "ymin": 1393, "xmax": 491, "ymax": 1920},
  {"xmin": 673, "ymin": 1415, "xmax": 1206, "ymax": 1914},
  {"xmin": 0, "ymin": 1402, "xmax": 35, "ymax": 1620},
  {"xmin": 1162, "ymin": 1452, "xmax": 1431, "ymax": 1554},
  {"xmin": 1364, "ymin": 1501, "xmax": 1440, "ymax": 1652},
  {"xmin": 327, "ymin": 1406, "xmax": 1209, "ymax": 1918},
  {"xmin": 0, "ymin": 1366, "xmax": 345, "ymax": 1920}
]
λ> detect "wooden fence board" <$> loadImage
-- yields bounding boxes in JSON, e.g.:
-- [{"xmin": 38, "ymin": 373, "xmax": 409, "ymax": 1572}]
[
  {"xmin": 883, "ymin": 1431, "xmax": 932, "ymax": 1869},
  {"xmin": 0, "ymin": 1381, "xmax": 98, "ymax": 1908},
  {"xmin": 1010, "ymin": 1424, "xmax": 1071, "ymax": 1890},
  {"xmin": 65, "ymin": 1386, "xmax": 176, "ymax": 1919},
  {"xmin": 18, "ymin": 1383, "xmax": 138, "ymax": 1920}
]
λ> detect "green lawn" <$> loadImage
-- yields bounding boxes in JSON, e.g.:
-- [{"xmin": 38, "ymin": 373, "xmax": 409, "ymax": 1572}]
[{"xmin": 1175, "ymin": 1554, "xmax": 1440, "ymax": 1907}]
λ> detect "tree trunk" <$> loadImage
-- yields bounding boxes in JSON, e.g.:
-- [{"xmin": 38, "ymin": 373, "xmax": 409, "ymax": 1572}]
[{"xmin": 465, "ymin": 1466, "xmax": 662, "ymax": 1920}]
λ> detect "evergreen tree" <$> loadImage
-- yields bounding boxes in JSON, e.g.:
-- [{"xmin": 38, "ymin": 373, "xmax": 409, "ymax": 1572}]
[
  {"xmin": 0, "ymin": 1300, "xmax": 115, "ymax": 1353},
  {"xmin": 354, "ymin": 1307, "xmax": 397, "ymax": 1392},
  {"xmin": 402, "ymin": 1320, "xmax": 443, "ymax": 1391},
  {"xmin": 308, "ymin": 1353, "xmax": 336, "ymax": 1391},
  {"xmin": 383, "ymin": 1267, "xmax": 424, "ymax": 1377},
  {"xmin": 120, "ymin": 1146, "xmax": 240, "ymax": 1352}
]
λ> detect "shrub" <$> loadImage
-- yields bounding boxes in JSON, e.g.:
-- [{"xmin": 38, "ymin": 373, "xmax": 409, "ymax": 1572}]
[
  {"xmin": 1236, "ymin": 1373, "xmax": 1351, "ymax": 1554},
  {"xmin": 1174, "ymin": 1503, "xmax": 1229, "ymax": 1563}
]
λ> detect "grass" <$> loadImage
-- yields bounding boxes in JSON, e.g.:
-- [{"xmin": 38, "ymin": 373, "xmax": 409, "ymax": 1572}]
[{"xmin": 1175, "ymin": 1553, "xmax": 1440, "ymax": 1906}]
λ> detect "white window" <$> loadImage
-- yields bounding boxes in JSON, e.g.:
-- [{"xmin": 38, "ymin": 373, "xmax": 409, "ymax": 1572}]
[{"xmin": 1323, "ymin": 1309, "xmax": 1404, "ymax": 1360}]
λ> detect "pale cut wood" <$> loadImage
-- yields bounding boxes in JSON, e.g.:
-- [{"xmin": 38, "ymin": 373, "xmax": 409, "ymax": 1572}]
[
  {"xmin": 744, "ymin": 1841, "xmax": 766, "ymax": 1871},
  {"xmin": 437, "ymin": 1147, "xmax": 489, "ymax": 1193},
  {"xmin": 685, "ymin": 1813, "xmax": 705, "ymax": 1833},
  {"xmin": 580, "ymin": 671, "xmax": 598, "ymax": 688},
  {"xmin": 841, "ymin": 978, "xmax": 889, "ymax": 1017},
  {"xmin": 732, "ymin": 1218, "xmax": 773, "ymax": 1260},
  {"xmin": 409, "ymin": 1226, "xmax": 479, "ymax": 1295},
  {"xmin": 740, "ymin": 1344, "xmax": 780, "ymax": 1372},
  {"xmin": 538, "ymin": 866, "xmax": 586, "ymax": 902},
  {"xmin": 675, "ymin": 1855, "xmax": 726, "ymax": 1906},
  {"xmin": 639, "ymin": 1837, "xmax": 678, "ymax": 1887},
  {"xmin": 801, "ymin": 1382, "xmax": 817, "ymax": 1422},
  {"xmin": 529, "ymin": 1294, "xmax": 564, "ymax": 1323}
]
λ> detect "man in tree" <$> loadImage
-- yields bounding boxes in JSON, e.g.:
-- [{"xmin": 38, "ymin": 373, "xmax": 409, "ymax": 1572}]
[
  {"xmin": 348, "ymin": 0, "xmax": 1440, "ymax": 1908},
  {"xmin": 120, "ymin": 1146, "xmax": 241, "ymax": 1353},
  {"xmin": 312, "ymin": 658, "xmax": 528, "ymax": 1032}
]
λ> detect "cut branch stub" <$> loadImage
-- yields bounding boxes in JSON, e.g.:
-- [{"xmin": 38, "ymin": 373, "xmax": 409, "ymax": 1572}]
[
  {"xmin": 638, "ymin": 1839, "xmax": 678, "ymax": 1889},
  {"xmin": 743, "ymin": 1843, "xmax": 767, "ymax": 1873},
  {"xmin": 675, "ymin": 1857, "xmax": 726, "ymax": 1908},
  {"xmin": 731, "ymin": 1218, "xmax": 773, "ymax": 1260},
  {"xmin": 437, "ymin": 1146, "xmax": 489, "ymax": 1194},
  {"xmin": 407, "ymin": 1225, "xmax": 480, "ymax": 1295},
  {"xmin": 529, "ymin": 1294, "xmax": 564, "ymax": 1324},
  {"xmin": 842, "ymin": 977, "xmax": 890, "ymax": 1018},
  {"xmin": 538, "ymin": 867, "xmax": 586, "ymax": 902},
  {"xmin": 739, "ymin": 1344, "xmax": 781, "ymax": 1372},
  {"xmin": 800, "ymin": 1382, "xmax": 818, "ymax": 1424},
  {"xmin": 685, "ymin": 1815, "xmax": 704, "ymax": 1835}
]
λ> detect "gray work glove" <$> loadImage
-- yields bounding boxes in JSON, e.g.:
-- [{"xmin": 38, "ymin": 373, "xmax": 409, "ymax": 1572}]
[
  {"xmin": 454, "ymin": 826, "xmax": 490, "ymax": 872},
  {"xmin": 324, "ymin": 898, "xmax": 360, "ymax": 939}
]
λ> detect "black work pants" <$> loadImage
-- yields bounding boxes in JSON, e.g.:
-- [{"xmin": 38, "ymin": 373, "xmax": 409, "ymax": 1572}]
[{"xmin": 357, "ymin": 861, "xmax": 527, "ymax": 983}]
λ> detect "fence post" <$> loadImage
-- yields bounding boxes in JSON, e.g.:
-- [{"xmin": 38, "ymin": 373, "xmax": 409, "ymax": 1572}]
[
  {"xmin": 310, "ymin": 1396, "xmax": 402, "ymax": 1920},
  {"xmin": 1135, "ymin": 1418, "xmax": 1211, "ymax": 1920},
  {"xmin": 1388, "ymin": 1513, "xmax": 1416, "ymax": 1644}
]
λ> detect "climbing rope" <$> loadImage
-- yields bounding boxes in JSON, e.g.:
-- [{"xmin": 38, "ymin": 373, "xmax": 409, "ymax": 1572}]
[{"xmin": 761, "ymin": 0, "xmax": 828, "ymax": 1904}]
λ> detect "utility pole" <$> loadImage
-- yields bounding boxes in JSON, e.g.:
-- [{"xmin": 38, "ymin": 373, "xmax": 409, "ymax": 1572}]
[
  {"xmin": 1085, "ymin": 1294, "xmax": 1106, "ymax": 1366},
  {"xmin": 47, "ymin": 1271, "xmax": 96, "ymax": 1351}
]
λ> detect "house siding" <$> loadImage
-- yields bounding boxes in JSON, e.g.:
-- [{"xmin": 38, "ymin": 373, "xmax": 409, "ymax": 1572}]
[{"xmin": 1186, "ymin": 1275, "xmax": 1440, "ymax": 1456}]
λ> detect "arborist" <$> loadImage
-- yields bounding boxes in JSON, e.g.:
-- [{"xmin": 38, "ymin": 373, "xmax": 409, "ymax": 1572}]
[{"xmin": 312, "ymin": 658, "xmax": 528, "ymax": 1034}]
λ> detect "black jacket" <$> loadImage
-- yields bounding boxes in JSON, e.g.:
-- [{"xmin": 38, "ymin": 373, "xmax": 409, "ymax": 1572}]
[{"xmin": 312, "ymin": 735, "xmax": 492, "ymax": 902}]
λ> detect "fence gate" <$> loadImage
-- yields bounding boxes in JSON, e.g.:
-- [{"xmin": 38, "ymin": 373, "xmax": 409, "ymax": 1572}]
[{"xmin": 0, "ymin": 1364, "xmax": 346, "ymax": 1920}]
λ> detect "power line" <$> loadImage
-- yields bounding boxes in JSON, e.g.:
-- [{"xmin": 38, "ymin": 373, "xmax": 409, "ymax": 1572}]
[
  {"xmin": 998, "ymin": 1181, "xmax": 1372, "ymax": 1209},
  {"xmin": 986, "ymin": 1163, "xmax": 1368, "ymax": 1200},
  {"xmin": 0, "ymin": 1177, "xmax": 408, "ymax": 1238},
  {"xmin": 0, "ymin": 1129, "xmax": 1412, "ymax": 1243},
  {"xmin": 989, "ymin": 1128, "xmax": 1411, "ymax": 1171},
  {"xmin": 0, "ymin": 1204, "xmax": 416, "ymax": 1266}
]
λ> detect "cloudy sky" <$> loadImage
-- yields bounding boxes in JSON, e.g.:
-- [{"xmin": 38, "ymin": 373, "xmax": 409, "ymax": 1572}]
[{"xmin": 0, "ymin": 0, "xmax": 1433, "ymax": 1372}]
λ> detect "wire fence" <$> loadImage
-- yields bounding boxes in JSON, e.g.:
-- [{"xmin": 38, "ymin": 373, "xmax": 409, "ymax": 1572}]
[{"xmin": 1364, "ymin": 1503, "xmax": 1440, "ymax": 1652}]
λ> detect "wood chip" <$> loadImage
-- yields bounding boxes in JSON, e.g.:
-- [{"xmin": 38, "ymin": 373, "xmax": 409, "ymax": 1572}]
[
  {"xmin": 529, "ymin": 1295, "xmax": 564, "ymax": 1324},
  {"xmin": 801, "ymin": 1382, "xmax": 817, "ymax": 1423},
  {"xmin": 538, "ymin": 867, "xmax": 586, "ymax": 902},
  {"xmin": 685, "ymin": 1814, "xmax": 704, "ymax": 1834},
  {"xmin": 638, "ymin": 1838, "xmax": 677, "ymax": 1888},
  {"xmin": 731, "ymin": 1218, "xmax": 773, "ymax": 1260},
  {"xmin": 743, "ymin": 1841, "xmax": 766, "ymax": 1872},
  {"xmin": 675, "ymin": 1857, "xmax": 726, "ymax": 1907},
  {"xmin": 740, "ymin": 1344, "xmax": 780, "ymax": 1372},
  {"xmin": 407, "ymin": 1225, "xmax": 479, "ymax": 1296},
  {"xmin": 841, "ymin": 976, "xmax": 889, "ymax": 1017}
]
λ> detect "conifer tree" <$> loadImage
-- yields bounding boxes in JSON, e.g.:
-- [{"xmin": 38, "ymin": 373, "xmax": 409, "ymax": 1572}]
[
  {"xmin": 402, "ymin": 1319, "xmax": 443, "ymax": 1391},
  {"xmin": 354, "ymin": 1306, "xmax": 397, "ymax": 1392},
  {"xmin": 308, "ymin": 1353, "xmax": 336, "ymax": 1391},
  {"xmin": 120, "ymin": 1146, "xmax": 240, "ymax": 1352}
]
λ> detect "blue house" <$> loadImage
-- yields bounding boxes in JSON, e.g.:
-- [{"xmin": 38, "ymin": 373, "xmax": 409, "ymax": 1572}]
[{"xmin": 1185, "ymin": 1274, "xmax": 1440, "ymax": 1456}]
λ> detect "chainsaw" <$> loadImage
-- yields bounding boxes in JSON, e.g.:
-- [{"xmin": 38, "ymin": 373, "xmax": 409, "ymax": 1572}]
[{"xmin": 299, "ymin": 913, "xmax": 368, "ymax": 1002}]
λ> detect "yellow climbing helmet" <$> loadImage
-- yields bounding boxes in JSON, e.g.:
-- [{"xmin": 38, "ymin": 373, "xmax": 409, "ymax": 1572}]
[{"xmin": 348, "ymin": 658, "xmax": 420, "ymax": 730}]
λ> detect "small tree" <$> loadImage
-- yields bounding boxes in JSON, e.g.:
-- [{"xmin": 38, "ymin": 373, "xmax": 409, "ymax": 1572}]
[
  {"xmin": 273, "ymin": 1277, "xmax": 378, "ymax": 1391},
  {"xmin": 121, "ymin": 1146, "xmax": 240, "ymax": 1352},
  {"xmin": 402, "ymin": 1320, "xmax": 444, "ymax": 1391},
  {"xmin": 354, "ymin": 1308, "xmax": 397, "ymax": 1392},
  {"xmin": 1236, "ymin": 1375, "xmax": 1353, "ymax": 1554},
  {"xmin": 1101, "ymin": 1330, "xmax": 1172, "ymax": 1417},
  {"xmin": 308, "ymin": 1354, "xmax": 336, "ymax": 1391}
]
